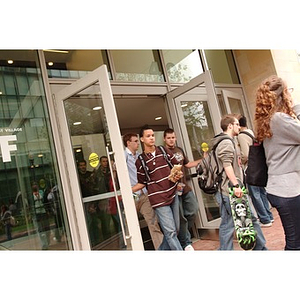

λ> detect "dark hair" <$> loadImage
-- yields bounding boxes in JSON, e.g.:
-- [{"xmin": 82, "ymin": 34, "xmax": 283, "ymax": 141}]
[
  {"xmin": 238, "ymin": 115, "xmax": 247, "ymax": 127},
  {"xmin": 77, "ymin": 160, "xmax": 87, "ymax": 166},
  {"xmin": 163, "ymin": 128, "xmax": 174, "ymax": 138},
  {"xmin": 100, "ymin": 156, "xmax": 108, "ymax": 162},
  {"xmin": 139, "ymin": 124, "xmax": 152, "ymax": 138},
  {"xmin": 122, "ymin": 133, "xmax": 138, "ymax": 147}
]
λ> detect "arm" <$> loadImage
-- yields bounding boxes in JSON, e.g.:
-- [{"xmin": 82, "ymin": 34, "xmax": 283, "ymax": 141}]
[
  {"xmin": 132, "ymin": 183, "xmax": 145, "ymax": 193},
  {"xmin": 274, "ymin": 112, "xmax": 300, "ymax": 145},
  {"xmin": 237, "ymin": 134, "xmax": 252, "ymax": 165},
  {"xmin": 185, "ymin": 158, "xmax": 202, "ymax": 169},
  {"xmin": 224, "ymin": 165, "xmax": 243, "ymax": 197},
  {"xmin": 218, "ymin": 139, "xmax": 243, "ymax": 197}
]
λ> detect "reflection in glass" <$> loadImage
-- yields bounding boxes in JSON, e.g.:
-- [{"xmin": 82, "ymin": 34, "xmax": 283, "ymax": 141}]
[
  {"xmin": 227, "ymin": 97, "xmax": 244, "ymax": 115},
  {"xmin": 180, "ymin": 100, "xmax": 220, "ymax": 221},
  {"xmin": 204, "ymin": 50, "xmax": 240, "ymax": 84},
  {"xmin": 111, "ymin": 50, "xmax": 164, "ymax": 82},
  {"xmin": 162, "ymin": 50, "xmax": 203, "ymax": 83},
  {"xmin": 64, "ymin": 86, "xmax": 129, "ymax": 250},
  {"xmin": 43, "ymin": 50, "xmax": 111, "ymax": 79},
  {"xmin": 0, "ymin": 50, "xmax": 71, "ymax": 250}
]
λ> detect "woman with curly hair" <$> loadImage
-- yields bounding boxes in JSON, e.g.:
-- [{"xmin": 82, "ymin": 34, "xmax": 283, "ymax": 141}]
[{"xmin": 254, "ymin": 75, "xmax": 300, "ymax": 250}]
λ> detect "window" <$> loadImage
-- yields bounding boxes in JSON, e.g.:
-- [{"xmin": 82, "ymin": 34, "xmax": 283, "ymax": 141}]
[
  {"xmin": 204, "ymin": 50, "xmax": 240, "ymax": 84},
  {"xmin": 111, "ymin": 50, "xmax": 164, "ymax": 82},
  {"xmin": 44, "ymin": 50, "xmax": 111, "ymax": 79},
  {"xmin": 162, "ymin": 50, "xmax": 203, "ymax": 83},
  {"xmin": 0, "ymin": 50, "xmax": 71, "ymax": 250}
]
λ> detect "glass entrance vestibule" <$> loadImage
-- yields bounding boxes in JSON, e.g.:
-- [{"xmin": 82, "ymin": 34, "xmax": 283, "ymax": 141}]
[{"xmin": 0, "ymin": 49, "xmax": 249, "ymax": 250}]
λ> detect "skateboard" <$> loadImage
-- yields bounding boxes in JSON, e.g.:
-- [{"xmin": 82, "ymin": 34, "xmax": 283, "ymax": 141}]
[{"xmin": 228, "ymin": 182, "xmax": 257, "ymax": 250}]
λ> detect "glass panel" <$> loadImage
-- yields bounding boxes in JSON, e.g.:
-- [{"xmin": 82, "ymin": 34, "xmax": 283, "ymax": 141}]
[
  {"xmin": 111, "ymin": 50, "xmax": 164, "ymax": 82},
  {"xmin": 162, "ymin": 50, "xmax": 203, "ymax": 83},
  {"xmin": 204, "ymin": 50, "xmax": 240, "ymax": 84},
  {"xmin": 176, "ymin": 88, "xmax": 220, "ymax": 222},
  {"xmin": 178, "ymin": 97, "xmax": 220, "ymax": 222},
  {"xmin": 64, "ymin": 84, "xmax": 130, "ymax": 250},
  {"xmin": 43, "ymin": 50, "xmax": 111, "ymax": 79},
  {"xmin": 0, "ymin": 50, "xmax": 72, "ymax": 250},
  {"xmin": 220, "ymin": 90, "xmax": 246, "ymax": 116},
  {"xmin": 228, "ymin": 97, "xmax": 244, "ymax": 115}
]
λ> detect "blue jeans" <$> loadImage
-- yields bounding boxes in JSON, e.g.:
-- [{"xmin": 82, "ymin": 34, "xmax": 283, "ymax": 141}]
[
  {"xmin": 155, "ymin": 195, "xmax": 183, "ymax": 250},
  {"xmin": 248, "ymin": 185, "xmax": 273, "ymax": 224},
  {"xmin": 215, "ymin": 192, "xmax": 267, "ymax": 250},
  {"xmin": 178, "ymin": 191, "xmax": 199, "ymax": 248},
  {"xmin": 267, "ymin": 193, "xmax": 300, "ymax": 250}
]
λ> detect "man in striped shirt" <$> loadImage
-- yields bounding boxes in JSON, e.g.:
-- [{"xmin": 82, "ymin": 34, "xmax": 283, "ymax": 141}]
[
  {"xmin": 132, "ymin": 125, "xmax": 183, "ymax": 250},
  {"xmin": 123, "ymin": 133, "xmax": 163, "ymax": 249}
]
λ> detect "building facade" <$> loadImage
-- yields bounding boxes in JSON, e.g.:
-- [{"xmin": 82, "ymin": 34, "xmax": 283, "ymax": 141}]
[{"xmin": 0, "ymin": 49, "xmax": 298, "ymax": 250}]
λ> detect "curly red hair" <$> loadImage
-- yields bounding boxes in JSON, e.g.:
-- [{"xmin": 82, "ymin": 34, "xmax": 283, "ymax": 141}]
[{"xmin": 254, "ymin": 75, "xmax": 295, "ymax": 142}]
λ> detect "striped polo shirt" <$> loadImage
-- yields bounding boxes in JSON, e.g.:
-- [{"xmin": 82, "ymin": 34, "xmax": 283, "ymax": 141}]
[{"xmin": 135, "ymin": 146, "xmax": 179, "ymax": 208}]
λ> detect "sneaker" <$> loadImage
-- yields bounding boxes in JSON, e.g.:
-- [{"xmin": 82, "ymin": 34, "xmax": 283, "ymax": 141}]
[
  {"xmin": 260, "ymin": 222, "xmax": 272, "ymax": 227},
  {"xmin": 184, "ymin": 245, "xmax": 195, "ymax": 251}
]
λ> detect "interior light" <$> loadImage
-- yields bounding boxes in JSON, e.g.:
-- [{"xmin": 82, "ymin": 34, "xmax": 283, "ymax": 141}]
[
  {"xmin": 48, "ymin": 62, "xmax": 54, "ymax": 66},
  {"xmin": 93, "ymin": 106, "xmax": 102, "ymax": 110},
  {"xmin": 43, "ymin": 49, "xmax": 69, "ymax": 54},
  {"xmin": 181, "ymin": 104, "xmax": 188, "ymax": 108},
  {"xmin": 73, "ymin": 121, "xmax": 81, "ymax": 126},
  {"xmin": 76, "ymin": 149, "xmax": 82, "ymax": 153},
  {"xmin": 7, "ymin": 60, "xmax": 13, "ymax": 64},
  {"xmin": 38, "ymin": 154, "xmax": 43, "ymax": 158},
  {"xmin": 0, "ymin": 91, "xmax": 2, "ymax": 95},
  {"xmin": 155, "ymin": 116, "xmax": 162, "ymax": 121}
]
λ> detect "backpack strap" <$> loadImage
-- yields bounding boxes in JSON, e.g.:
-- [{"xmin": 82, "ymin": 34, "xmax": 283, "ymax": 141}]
[
  {"xmin": 239, "ymin": 131, "xmax": 255, "ymax": 144},
  {"xmin": 138, "ymin": 153, "xmax": 151, "ymax": 182},
  {"xmin": 138, "ymin": 146, "xmax": 174, "ymax": 183},
  {"xmin": 212, "ymin": 135, "xmax": 234, "ymax": 175},
  {"xmin": 157, "ymin": 145, "xmax": 173, "ymax": 169}
]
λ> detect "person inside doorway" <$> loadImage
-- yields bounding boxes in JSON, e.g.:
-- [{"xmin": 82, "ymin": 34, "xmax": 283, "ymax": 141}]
[
  {"xmin": 1, "ymin": 205, "xmax": 12, "ymax": 241},
  {"xmin": 77, "ymin": 160, "xmax": 97, "ymax": 197},
  {"xmin": 132, "ymin": 125, "xmax": 183, "ymax": 250},
  {"xmin": 95, "ymin": 156, "xmax": 112, "ymax": 241}
]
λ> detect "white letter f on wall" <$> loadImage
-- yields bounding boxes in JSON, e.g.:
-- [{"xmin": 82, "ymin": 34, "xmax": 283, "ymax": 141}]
[{"xmin": 0, "ymin": 135, "xmax": 17, "ymax": 162}]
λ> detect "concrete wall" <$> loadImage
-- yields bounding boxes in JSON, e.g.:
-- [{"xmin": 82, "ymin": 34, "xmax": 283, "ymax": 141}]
[
  {"xmin": 270, "ymin": 49, "xmax": 300, "ymax": 106},
  {"xmin": 234, "ymin": 49, "xmax": 300, "ymax": 123},
  {"xmin": 233, "ymin": 50, "xmax": 276, "ymax": 119}
]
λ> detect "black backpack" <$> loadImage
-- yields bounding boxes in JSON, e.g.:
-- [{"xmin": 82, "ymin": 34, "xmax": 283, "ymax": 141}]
[
  {"xmin": 239, "ymin": 131, "xmax": 268, "ymax": 187},
  {"xmin": 197, "ymin": 134, "xmax": 234, "ymax": 194}
]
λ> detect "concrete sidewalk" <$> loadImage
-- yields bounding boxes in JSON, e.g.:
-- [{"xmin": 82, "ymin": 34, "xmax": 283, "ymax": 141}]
[{"xmin": 192, "ymin": 208, "xmax": 285, "ymax": 250}]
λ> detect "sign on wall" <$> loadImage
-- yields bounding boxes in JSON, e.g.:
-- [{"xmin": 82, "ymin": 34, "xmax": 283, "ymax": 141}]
[{"xmin": 0, "ymin": 128, "xmax": 20, "ymax": 162}]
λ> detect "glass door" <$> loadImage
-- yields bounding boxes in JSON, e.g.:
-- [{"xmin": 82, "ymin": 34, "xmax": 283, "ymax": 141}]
[
  {"xmin": 53, "ymin": 65, "xmax": 143, "ymax": 250},
  {"xmin": 166, "ymin": 71, "xmax": 223, "ymax": 228}
]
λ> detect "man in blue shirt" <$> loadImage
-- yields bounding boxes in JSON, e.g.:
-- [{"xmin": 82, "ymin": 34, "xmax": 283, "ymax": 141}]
[{"xmin": 123, "ymin": 133, "xmax": 163, "ymax": 250}]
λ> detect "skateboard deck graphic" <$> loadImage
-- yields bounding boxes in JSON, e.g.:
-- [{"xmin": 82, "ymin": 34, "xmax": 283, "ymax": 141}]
[{"xmin": 228, "ymin": 185, "xmax": 257, "ymax": 250}]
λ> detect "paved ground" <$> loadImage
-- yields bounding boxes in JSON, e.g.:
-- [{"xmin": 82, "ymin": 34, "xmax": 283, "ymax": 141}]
[{"xmin": 192, "ymin": 207, "xmax": 285, "ymax": 250}]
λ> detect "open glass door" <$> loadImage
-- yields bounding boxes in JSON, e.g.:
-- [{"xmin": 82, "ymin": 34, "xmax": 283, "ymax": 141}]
[
  {"xmin": 53, "ymin": 65, "xmax": 143, "ymax": 250},
  {"xmin": 166, "ymin": 72, "xmax": 223, "ymax": 228}
]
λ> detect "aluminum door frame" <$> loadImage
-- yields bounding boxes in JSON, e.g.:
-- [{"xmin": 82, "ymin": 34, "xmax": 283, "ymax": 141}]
[
  {"xmin": 166, "ymin": 71, "xmax": 223, "ymax": 228},
  {"xmin": 52, "ymin": 65, "xmax": 144, "ymax": 250}
]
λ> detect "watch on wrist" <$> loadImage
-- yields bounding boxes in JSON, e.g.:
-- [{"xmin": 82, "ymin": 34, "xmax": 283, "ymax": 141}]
[{"xmin": 233, "ymin": 183, "xmax": 240, "ymax": 188}]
